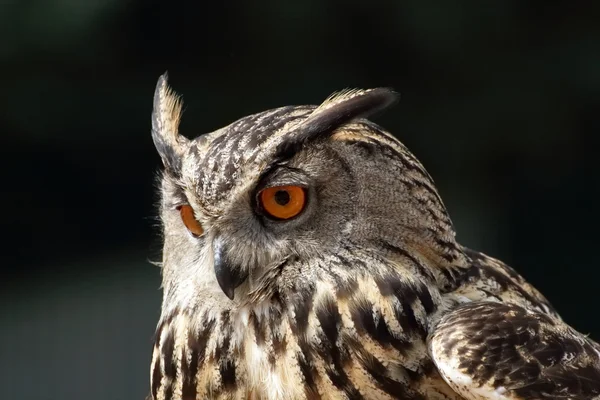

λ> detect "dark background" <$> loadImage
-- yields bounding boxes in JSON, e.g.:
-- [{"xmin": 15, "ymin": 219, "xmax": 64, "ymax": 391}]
[{"xmin": 1, "ymin": 1, "xmax": 599, "ymax": 399}]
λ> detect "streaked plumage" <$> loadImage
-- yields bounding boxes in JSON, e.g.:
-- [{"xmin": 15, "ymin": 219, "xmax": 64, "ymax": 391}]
[{"xmin": 148, "ymin": 74, "xmax": 600, "ymax": 400}]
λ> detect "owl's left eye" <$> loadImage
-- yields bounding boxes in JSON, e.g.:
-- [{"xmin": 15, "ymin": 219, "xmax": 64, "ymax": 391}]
[
  {"xmin": 178, "ymin": 205, "xmax": 204, "ymax": 236},
  {"xmin": 259, "ymin": 185, "xmax": 306, "ymax": 220}
]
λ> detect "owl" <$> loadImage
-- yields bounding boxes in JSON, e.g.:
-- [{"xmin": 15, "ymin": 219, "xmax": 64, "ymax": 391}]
[{"xmin": 149, "ymin": 74, "xmax": 600, "ymax": 400}]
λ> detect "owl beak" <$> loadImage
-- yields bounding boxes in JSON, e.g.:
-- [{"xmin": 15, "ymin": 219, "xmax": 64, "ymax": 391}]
[{"xmin": 212, "ymin": 236, "xmax": 248, "ymax": 300}]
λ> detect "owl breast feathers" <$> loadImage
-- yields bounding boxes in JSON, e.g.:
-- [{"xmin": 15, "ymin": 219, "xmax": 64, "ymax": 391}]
[{"xmin": 148, "ymin": 74, "xmax": 600, "ymax": 400}]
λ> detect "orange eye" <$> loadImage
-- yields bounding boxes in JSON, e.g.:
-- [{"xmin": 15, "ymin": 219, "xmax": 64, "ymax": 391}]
[
  {"xmin": 178, "ymin": 205, "xmax": 204, "ymax": 236},
  {"xmin": 259, "ymin": 185, "xmax": 306, "ymax": 220}
]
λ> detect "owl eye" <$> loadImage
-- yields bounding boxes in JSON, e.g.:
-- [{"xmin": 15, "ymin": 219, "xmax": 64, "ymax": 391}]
[
  {"xmin": 178, "ymin": 205, "xmax": 204, "ymax": 236},
  {"xmin": 259, "ymin": 185, "xmax": 306, "ymax": 220}
]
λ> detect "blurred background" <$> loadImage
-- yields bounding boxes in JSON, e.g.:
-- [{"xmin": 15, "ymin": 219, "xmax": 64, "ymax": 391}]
[{"xmin": 1, "ymin": 0, "xmax": 599, "ymax": 399}]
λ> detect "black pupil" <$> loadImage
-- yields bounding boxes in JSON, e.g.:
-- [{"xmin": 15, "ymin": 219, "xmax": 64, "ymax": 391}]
[{"xmin": 274, "ymin": 190, "xmax": 290, "ymax": 206}]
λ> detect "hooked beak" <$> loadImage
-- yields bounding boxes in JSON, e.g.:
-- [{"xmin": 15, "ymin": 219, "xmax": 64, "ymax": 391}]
[{"xmin": 212, "ymin": 235, "xmax": 248, "ymax": 300}]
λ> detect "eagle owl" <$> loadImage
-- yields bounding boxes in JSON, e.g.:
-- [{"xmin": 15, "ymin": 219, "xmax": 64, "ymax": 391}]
[{"xmin": 149, "ymin": 74, "xmax": 600, "ymax": 400}]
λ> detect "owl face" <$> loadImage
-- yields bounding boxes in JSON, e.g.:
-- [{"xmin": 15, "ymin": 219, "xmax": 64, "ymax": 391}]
[
  {"xmin": 166, "ymin": 137, "xmax": 357, "ymax": 302},
  {"xmin": 152, "ymin": 75, "xmax": 458, "ymax": 309}
]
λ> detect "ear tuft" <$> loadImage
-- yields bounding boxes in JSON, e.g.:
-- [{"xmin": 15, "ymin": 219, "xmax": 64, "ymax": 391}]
[
  {"xmin": 307, "ymin": 87, "xmax": 398, "ymax": 131},
  {"xmin": 313, "ymin": 88, "xmax": 397, "ymax": 116},
  {"xmin": 274, "ymin": 87, "xmax": 398, "ymax": 160},
  {"xmin": 151, "ymin": 73, "xmax": 189, "ymax": 172}
]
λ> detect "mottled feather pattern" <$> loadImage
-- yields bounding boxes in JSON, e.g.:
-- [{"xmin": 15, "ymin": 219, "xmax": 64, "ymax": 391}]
[
  {"xmin": 184, "ymin": 106, "xmax": 315, "ymax": 215},
  {"xmin": 443, "ymin": 248, "xmax": 557, "ymax": 316},
  {"xmin": 151, "ymin": 247, "xmax": 455, "ymax": 400},
  {"xmin": 430, "ymin": 302, "xmax": 600, "ymax": 400},
  {"xmin": 149, "ymin": 75, "xmax": 600, "ymax": 400},
  {"xmin": 150, "ymin": 239, "xmax": 566, "ymax": 399}
]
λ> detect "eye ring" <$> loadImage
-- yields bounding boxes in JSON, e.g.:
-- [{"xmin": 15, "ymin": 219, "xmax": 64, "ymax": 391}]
[
  {"xmin": 259, "ymin": 185, "xmax": 306, "ymax": 220},
  {"xmin": 178, "ymin": 205, "xmax": 204, "ymax": 236}
]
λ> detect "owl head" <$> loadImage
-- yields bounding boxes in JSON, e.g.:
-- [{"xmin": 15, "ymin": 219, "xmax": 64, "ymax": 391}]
[{"xmin": 152, "ymin": 74, "xmax": 464, "ymax": 312}]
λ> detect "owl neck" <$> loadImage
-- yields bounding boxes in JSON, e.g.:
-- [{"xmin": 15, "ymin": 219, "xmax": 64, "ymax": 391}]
[{"xmin": 360, "ymin": 224, "xmax": 471, "ymax": 293}]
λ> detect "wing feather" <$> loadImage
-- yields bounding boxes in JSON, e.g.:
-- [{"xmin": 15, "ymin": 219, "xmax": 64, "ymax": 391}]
[{"xmin": 428, "ymin": 301, "xmax": 600, "ymax": 400}]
